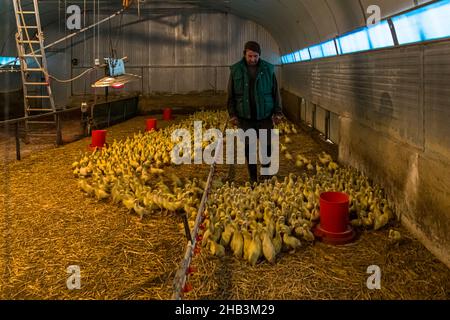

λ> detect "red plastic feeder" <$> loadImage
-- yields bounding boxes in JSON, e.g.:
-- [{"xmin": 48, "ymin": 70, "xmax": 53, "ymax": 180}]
[
  {"xmin": 146, "ymin": 118, "xmax": 157, "ymax": 131},
  {"xmin": 89, "ymin": 130, "xmax": 107, "ymax": 150},
  {"xmin": 163, "ymin": 108, "xmax": 173, "ymax": 121},
  {"xmin": 314, "ymin": 192, "xmax": 355, "ymax": 245}
]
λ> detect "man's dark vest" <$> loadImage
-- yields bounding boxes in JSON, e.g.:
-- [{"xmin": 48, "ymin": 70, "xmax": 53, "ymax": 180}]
[{"xmin": 230, "ymin": 59, "xmax": 275, "ymax": 120}]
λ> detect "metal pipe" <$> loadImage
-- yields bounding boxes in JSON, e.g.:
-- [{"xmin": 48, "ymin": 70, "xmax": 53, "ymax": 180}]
[{"xmin": 172, "ymin": 118, "xmax": 229, "ymax": 300}]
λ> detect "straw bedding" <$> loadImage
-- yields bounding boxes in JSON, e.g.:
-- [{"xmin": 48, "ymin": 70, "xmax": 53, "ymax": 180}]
[{"xmin": 0, "ymin": 114, "xmax": 448, "ymax": 299}]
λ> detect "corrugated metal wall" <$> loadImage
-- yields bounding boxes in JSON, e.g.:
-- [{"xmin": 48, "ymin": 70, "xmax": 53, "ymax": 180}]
[
  {"xmin": 424, "ymin": 42, "xmax": 450, "ymax": 158},
  {"xmin": 53, "ymin": 12, "xmax": 281, "ymax": 100},
  {"xmin": 283, "ymin": 46, "xmax": 424, "ymax": 148},
  {"xmin": 281, "ymin": 40, "xmax": 450, "ymax": 266}
]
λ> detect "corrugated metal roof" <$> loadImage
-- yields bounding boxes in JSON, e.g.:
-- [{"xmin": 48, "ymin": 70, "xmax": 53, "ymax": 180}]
[{"xmin": 3, "ymin": 0, "xmax": 426, "ymax": 54}]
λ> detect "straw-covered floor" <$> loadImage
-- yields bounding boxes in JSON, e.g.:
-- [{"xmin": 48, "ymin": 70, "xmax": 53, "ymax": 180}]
[{"xmin": 0, "ymin": 114, "xmax": 448, "ymax": 300}]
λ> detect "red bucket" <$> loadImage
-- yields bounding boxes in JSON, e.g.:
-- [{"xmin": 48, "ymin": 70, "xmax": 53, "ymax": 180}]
[
  {"xmin": 91, "ymin": 130, "xmax": 107, "ymax": 148},
  {"xmin": 320, "ymin": 192, "xmax": 349, "ymax": 233},
  {"xmin": 146, "ymin": 118, "xmax": 157, "ymax": 131},
  {"xmin": 314, "ymin": 192, "xmax": 355, "ymax": 245},
  {"xmin": 163, "ymin": 108, "xmax": 173, "ymax": 121}
]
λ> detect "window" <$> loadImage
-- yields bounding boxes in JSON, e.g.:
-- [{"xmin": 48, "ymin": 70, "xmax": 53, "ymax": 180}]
[
  {"xmin": 392, "ymin": 0, "xmax": 450, "ymax": 45},
  {"xmin": 281, "ymin": 54, "xmax": 291, "ymax": 64},
  {"xmin": 280, "ymin": 0, "xmax": 450, "ymax": 65},
  {"xmin": 300, "ymin": 48, "xmax": 310, "ymax": 61},
  {"xmin": 367, "ymin": 20, "xmax": 394, "ymax": 49},
  {"xmin": 282, "ymin": 53, "xmax": 296, "ymax": 64},
  {"xmin": 337, "ymin": 28, "xmax": 371, "ymax": 54},
  {"xmin": 321, "ymin": 40, "xmax": 337, "ymax": 57},
  {"xmin": 288, "ymin": 53, "xmax": 295, "ymax": 63},
  {"xmin": 309, "ymin": 44, "xmax": 323, "ymax": 59},
  {"xmin": 0, "ymin": 56, "xmax": 20, "ymax": 67}
]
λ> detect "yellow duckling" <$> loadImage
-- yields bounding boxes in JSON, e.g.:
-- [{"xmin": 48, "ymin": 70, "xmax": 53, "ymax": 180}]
[
  {"xmin": 272, "ymin": 230, "xmax": 282, "ymax": 256},
  {"xmin": 295, "ymin": 158, "xmax": 304, "ymax": 168},
  {"xmin": 383, "ymin": 204, "xmax": 395, "ymax": 220},
  {"xmin": 78, "ymin": 179, "xmax": 95, "ymax": 196},
  {"xmin": 284, "ymin": 136, "xmax": 292, "ymax": 144},
  {"xmin": 230, "ymin": 228, "xmax": 244, "ymax": 258},
  {"xmin": 318, "ymin": 153, "xmax": 331, "ymax": 165},
  {"xmin": 122, "ymin": 194, "xmax": 136, "ymax": 211},
  {"xmin": 374, "ymin": 212, "xmax": 390, "ymax": 230},
  {"xmin": 283, "ymin": 233, "xmax": 302, "ymax": 252},
  {"xmin": 209, "ymin": 239, "xmax": 225, "ymax": 257},
  {"xmin": 388, "ymin": 229, "xmax": 402, "ymax": 243},
  {"xmin": 362, "ymin": 216, "xmax": 374, "ymax": 228},
  {"xmin": 111, "ymin": 185, "xmax": 123, "ymax": 204},
  {"xmin": 220, "ymin": 220, "xmax": 234, "ymax": 247},
  {"xmin": 94, "ymin": 184, "xmax": 110, "ymax": 201},
  {"xmin": 350, "ymin": 219, "xmax": 363, "ymax": 227},
  {"xmin": 247, "ymin": 231, "xmax": 262, "ymax": 266},
  {"xmin": 280, "ymin": 225, "xmax": 301, "ymax": 252},
  {"xmin": 328, "ymin": 161, "xmax": 339, "ymax": 171},
  {"xmin": 79, "ymin": 166, "xmax": 92, "ymax": 177},
  {"xmin": 134, "ymin": 200, "xmax": 151, "ymax": 219},
  {"xmin": 242, "ymin": 230, "xmax": 252, "ymax": 260},
  {"xmin": 261, "ymin": 229, "xmax": 276, "ymax": 264},
  {"xmin": 285, "ymin": 152, "xmax": 293, "ymax": 161},
  {"xmin": 302, "ymin": 228, "xmax": 315, "ymax": 242}
]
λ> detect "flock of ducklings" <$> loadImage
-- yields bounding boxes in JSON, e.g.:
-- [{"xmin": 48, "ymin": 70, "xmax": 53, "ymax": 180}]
[
  {"xmin": 72, "ymin": 111, "xmax": 227, "ymax": 218},
  {"xmin": 202, "ymin": 163, "xmax": 396, "ymax": 265},
  {"xmin": 72, "ymin": 110, "xmax": 398, "ymax": 265}
]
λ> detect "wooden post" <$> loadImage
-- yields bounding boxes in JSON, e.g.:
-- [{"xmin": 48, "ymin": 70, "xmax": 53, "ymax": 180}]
[
  {"xmin": 56, "ymin": 113, "xmax": 63, "ymax": 146},
  {"xmin": 15, "ymin": 122, "xmax": 21, "ymax": 161}
]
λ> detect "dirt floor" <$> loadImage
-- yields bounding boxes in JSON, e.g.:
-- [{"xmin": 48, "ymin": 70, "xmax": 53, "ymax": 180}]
[{"xmin": 0, "ymin": 113, "xmax": 449, "ymax": 300}]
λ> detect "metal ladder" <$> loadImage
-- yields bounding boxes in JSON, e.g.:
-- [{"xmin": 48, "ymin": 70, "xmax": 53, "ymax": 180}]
[{"xmin": 12, "ymin": 0, "xmax": 57, "ymax": 142}]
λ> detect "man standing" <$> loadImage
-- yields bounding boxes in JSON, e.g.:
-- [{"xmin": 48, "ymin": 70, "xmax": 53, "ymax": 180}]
[{"xmin": 227, "ymin": 41, "xmax": 283, "ymax": 184}]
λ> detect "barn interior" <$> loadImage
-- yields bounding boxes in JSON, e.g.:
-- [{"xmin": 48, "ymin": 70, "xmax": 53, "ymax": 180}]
[{"xmin": 0, "ymin": 0, "xmax": 449, "ymax": 300}]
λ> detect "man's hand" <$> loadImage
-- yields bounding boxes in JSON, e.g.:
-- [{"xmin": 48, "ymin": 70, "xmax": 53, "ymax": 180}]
[
  {"xmin": 229, "ymin": 116, "xmax": 239, "ymax": 126},
  {"xmin": 272, "ymin": 113, "xmax": 284, "ymax": 125}
]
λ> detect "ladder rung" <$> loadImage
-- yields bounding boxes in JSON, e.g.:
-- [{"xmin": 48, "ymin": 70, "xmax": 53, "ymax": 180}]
[
  {"xmin": 19, "ymin": 26, "xmax": 38, "ymax": 29},
  {"xmin": 24, "ymin": 82, "xmax": 49, "ymax": 86},
  {"xmin": 27, "ymin": 121, "xmax": 56, "ymax": 124},
  {"xmin": 17, "ymin": 11, "xmax": 36, "ymax": 14},
  {"xmin": 26, "ymin": 96, "xmax": 51, "ymax": 99},
  {"xmin": 24, "ymin": 68, "xmax": 45, "ymax": 72},
  {"xmin": 18, "ymin": 40, "xmax": 40, "ymax": 44},
  {"xmin": 27, "ymin": 108, "xmax": 54, "ymax": 112},
  {"xmin": 21, "ymin": 54, "xmax": 43, "ymax": 58}
]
